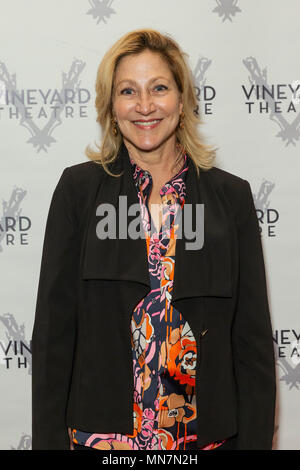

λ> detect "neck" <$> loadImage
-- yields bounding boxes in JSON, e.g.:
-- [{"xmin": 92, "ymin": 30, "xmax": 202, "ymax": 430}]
[{"xmin": 123, "ymin": 137, "xmax": 184, "ymax": 183}]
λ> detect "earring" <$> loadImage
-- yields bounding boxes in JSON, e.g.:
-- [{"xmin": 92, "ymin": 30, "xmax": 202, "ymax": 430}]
[
  {"xmin": 179, "ymin": 111, "xmax": 185, "ymax": 129},
  {"xmin": 111, "ymin": 117, "xmax": 118, "ymax": 136}
]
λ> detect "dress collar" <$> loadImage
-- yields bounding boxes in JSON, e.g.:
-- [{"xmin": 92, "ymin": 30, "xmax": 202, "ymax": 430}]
[{"xmin": 129, "ymin": 153, "xmax": 189, "ymax": 204}]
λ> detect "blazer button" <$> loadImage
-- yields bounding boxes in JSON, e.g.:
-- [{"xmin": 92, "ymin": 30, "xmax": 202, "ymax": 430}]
[{"xmin": 200, "ymin": 329, "xmax": 208, "ymax": 337}]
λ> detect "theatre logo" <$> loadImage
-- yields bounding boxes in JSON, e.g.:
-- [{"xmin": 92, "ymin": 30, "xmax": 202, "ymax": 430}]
[
  {"xmin": 253, "ymin": 179, "xmax": 279, "ymax": 238},
  {"xmin": 193, "ymin": 56, "xmax": 216, "ymax": 117},
  {"xmin": 10, "ymin": 433, "xmax": 32, "ymax": 450},
  {"xmin": 242, "ymin": 57, "xmax": 300, "ymax": 146},
  {"xmin": 0, "ymin": 59, "xmax": 88, "ymax": 152},
  {"xmin": 87, "ymin": 0, "xmax": 116, "ymax": 24},
  {"xmin": 0, "ymin": 186, "xmax": 31, "ymax": 251},
  {"xmin": 273, "ymin": 329, "xmax": 300, "ymax": 390},
  {"xmin": 212, "ymin": 0, "xmax": 241, "ymax": 22},
  {"xmin": 0, "ymin": 313, "xmax": 32, "ymax": 374}
]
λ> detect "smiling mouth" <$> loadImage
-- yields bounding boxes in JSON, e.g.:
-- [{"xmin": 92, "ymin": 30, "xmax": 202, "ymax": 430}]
[{"xmin": 132, "ymin": 119, "xmax": 162, "ymax": 128}]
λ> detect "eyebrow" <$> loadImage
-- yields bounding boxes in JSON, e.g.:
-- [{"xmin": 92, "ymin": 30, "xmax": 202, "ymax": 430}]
[{"xmin": 115, "ymin": 76, "xmax": 171, "ymax": 88}]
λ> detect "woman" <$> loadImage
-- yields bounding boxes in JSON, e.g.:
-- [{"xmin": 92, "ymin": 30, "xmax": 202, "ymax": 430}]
[{"xmin": 31, "ymin": 29, "xmax": 276, "ymax": 451}]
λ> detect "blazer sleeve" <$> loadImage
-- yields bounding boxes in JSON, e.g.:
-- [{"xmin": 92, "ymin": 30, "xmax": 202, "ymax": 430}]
[
  {"xmin": 232, "ymin": 179, "xmax": 276, "ymax": 450},
  {"xmin": 31, "ymin": 167, "xmax": 79, "ymax": 450}
]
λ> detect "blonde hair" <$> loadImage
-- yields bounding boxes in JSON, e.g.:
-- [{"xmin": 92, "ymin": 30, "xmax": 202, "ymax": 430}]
[{"xmin": 86, "ymin": 28, "xmax": 218, "ymax": 177}]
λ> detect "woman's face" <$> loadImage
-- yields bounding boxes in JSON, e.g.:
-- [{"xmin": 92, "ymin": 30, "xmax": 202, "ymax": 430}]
[{"xmin": 112, "ymin": 49, "xmax": 183, "ymax": 153}]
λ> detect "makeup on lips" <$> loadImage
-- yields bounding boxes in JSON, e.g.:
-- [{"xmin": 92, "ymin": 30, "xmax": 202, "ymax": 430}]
[{"xmin": 132, "ymin": 119, "xmax": 162, "ymax": 130}]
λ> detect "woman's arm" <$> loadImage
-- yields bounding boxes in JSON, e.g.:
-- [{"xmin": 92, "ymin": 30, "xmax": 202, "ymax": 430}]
[
  {"xmin": 31, "ymin": 168, "xmax": 79, "ymax": 450},
  {"xmin": 232, "ymin": 179, "xmax": 276, "ymax": 449}
]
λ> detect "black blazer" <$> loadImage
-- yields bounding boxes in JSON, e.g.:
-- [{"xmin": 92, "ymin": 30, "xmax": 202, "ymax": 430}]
[{"xmin": 31, "ymin": 143, "xmax": 276, "ymax": 450}]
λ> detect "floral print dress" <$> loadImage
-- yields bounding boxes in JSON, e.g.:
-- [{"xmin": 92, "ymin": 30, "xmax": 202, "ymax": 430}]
[{"xmin": 71, "ymin": 153, "xmax": 224, "ymax": 451}]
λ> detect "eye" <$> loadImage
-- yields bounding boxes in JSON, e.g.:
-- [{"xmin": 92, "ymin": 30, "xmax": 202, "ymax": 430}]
[
  {"xmin": 154, "ymin": 84, "xmax": 168, "ymax": 92},
  {"xmin": 120, "ymin": 87, "xmax": 135, "ymax": 95}
]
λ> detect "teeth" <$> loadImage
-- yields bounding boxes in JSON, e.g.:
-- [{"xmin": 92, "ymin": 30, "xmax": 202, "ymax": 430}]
[{"xmin": 134, "ymin": 120, "xmax": 160, "ymax": 126}]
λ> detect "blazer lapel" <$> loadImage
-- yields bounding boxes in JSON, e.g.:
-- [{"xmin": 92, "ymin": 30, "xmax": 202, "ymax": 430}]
[
  {"xmin": 81, "ymin": 143, "xmax": 233, "ymax": 302},
  {"xmin": 172, "ymin": 156, "xmax": 233, "ymax": 303},
  {"xmin": 82, "ymin": 142, "xmax": 150, "ymax": 291}
]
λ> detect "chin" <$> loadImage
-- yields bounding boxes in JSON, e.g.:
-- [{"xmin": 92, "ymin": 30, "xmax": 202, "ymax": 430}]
[
  {"xmin": 137, "ymin": 142, "xmax": 161, "ymax": 152},
  {"xmin": 125, "ymin": 136, "xmax": 173, "ymax": 153}
]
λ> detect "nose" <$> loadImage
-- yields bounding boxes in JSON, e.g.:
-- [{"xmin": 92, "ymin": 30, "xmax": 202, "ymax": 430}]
[{"xmin": 135, "ymin": 91, "xmax": 156, "ymax": 115}]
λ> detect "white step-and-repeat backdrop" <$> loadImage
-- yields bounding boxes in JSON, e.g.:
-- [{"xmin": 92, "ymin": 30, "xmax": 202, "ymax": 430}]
[{"xmin": 0, "ymin": 0, "xmax": 299, "ymax": 450}]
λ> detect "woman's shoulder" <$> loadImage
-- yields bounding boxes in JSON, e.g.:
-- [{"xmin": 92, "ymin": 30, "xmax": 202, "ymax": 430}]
[
  {"xmin": 65, "ymin": 160, "xmax": 106, "ymax": 183},
  {"xmin": 203, "ymin": 166, "xmax": 254, "ymax": 226},
  {"xmin": 203, "ymin": 165, "xmax": 252, "ymax": 199},
  {"xmin": 204, "ymin": 165, "xmax": 248, "ymax": 189},
  {"xmin": 58, "ymin": 160, "xmax": 107, "ymax": 197},
  {"xmin": 54, "ymin": 161, "xmax": 107, "ymax": 223}
]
